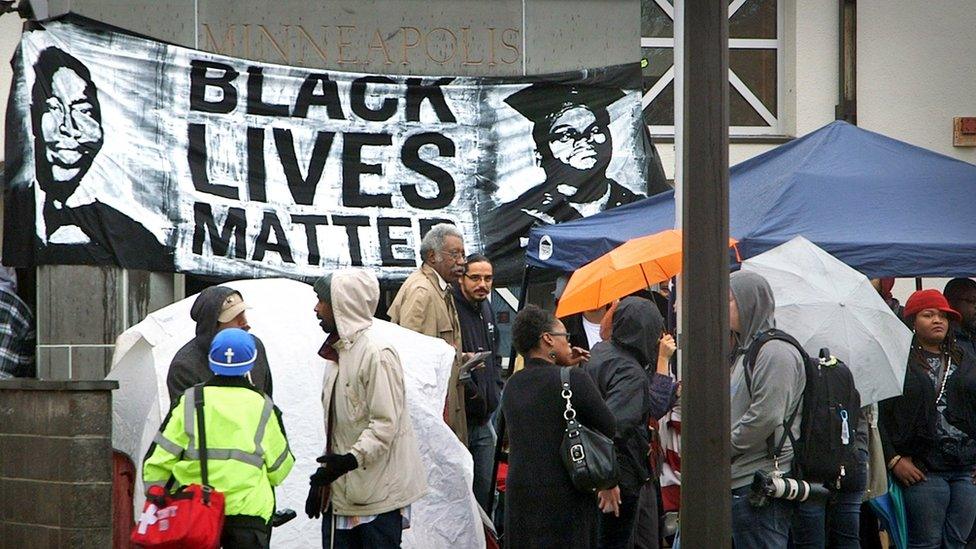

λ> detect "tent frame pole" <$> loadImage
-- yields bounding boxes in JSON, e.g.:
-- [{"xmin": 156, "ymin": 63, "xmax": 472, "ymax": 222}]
[{"xmin": 487, "ymin": 265, "xmax": 533, "ymax": 519}]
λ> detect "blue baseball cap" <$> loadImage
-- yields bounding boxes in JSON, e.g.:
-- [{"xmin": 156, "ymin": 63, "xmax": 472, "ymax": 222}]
[{"xmin": 209, "ymin": 328, "xmax": 258, "ymax": 376}]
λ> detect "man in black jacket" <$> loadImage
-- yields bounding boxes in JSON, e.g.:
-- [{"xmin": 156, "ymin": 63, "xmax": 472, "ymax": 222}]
[
  {"xmin": 553, "ymin": 274, "xmax": 607, "ymax": 350},
  {"xmin": 452, "ymin": 253, "xmax": 503, "ymax": 513},
  {"xmin": 945, "ymin": 278, "xmax": 976, "ymax": 359},
  {"xmin": 166, "ymin": 286, "xmax": 273, "ymax": 403}
]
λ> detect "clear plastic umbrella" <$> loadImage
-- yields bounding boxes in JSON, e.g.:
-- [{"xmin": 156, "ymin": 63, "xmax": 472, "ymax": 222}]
[{"xmin": 741, "ymin": 236, "xmax": 910, "ymax": 406}]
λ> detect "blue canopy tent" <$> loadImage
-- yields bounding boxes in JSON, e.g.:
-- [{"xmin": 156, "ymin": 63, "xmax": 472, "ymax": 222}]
[{"xmin": 525, "ymin": 120, "xmax": 976, "ymax": 278}]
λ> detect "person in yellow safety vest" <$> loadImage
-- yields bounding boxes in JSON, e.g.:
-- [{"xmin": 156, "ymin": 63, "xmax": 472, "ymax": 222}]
[{"xmin": 143, "ymin": 327, "xmax": 294, "ymax": 549}]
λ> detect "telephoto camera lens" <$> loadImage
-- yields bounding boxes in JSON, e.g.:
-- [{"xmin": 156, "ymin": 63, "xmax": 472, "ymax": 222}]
[{"xmin": 750, "ymin": 470, "xmax": 830, "ymax": 507}]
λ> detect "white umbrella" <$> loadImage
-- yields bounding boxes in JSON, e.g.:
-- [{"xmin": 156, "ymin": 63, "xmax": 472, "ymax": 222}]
[
  {"xmin": 741, "ymin": 236, "xmax": 910, "ymax": 406},
  {"xmin": 108, "ymin": 278, "xmax": 484, "ymax": 548}
]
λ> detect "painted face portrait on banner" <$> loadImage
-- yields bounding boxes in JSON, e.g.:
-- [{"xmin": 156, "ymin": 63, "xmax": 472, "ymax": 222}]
[
  {"xmin": 31, "ymin": 47, "xmax": 103, "ymax": 205},
  {"xmin": 26, "ymin": 46, "xmax": 174, "ymax": 270},
  {"xmin": 501, "ymin": 84, "xmax": 643, "ymax": 224},
  {"xmin": 479, "ymin": 82, "xmax": 647, "ymax": 276},
  {"xmin": 546, "ymin": 105, "xmax": 612, "ymax": 172}
]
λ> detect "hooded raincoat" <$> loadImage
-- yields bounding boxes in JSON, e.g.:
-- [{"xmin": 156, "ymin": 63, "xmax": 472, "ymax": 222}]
[
  {"xmin": 729, "ymin": 271, "xmax": 805, "ymax": 490},
  {"xmin": 166, "ymin": 286, "xmax": 273, "ymax": 402},
  {"xmin": 321, "ymin": 269, "xmax": 428, "ymax": 516},
  {"xmin": 584, "ymin": 297, "xmax": 676, "ymax": 495}
]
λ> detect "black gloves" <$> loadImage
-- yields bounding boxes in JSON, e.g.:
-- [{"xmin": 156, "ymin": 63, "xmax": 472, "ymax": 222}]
[
  {"xmin": 309, "ymin": 466, "xmax": 334, "ymax": 488},
  {"xmin": 316, "ymin": 453, "xmax": 359, "ymax": 483},
  {"xmin": 304, "ymin": 453, "xmax": 359, "ymax": 519},
  {"xmin": 305, "ymin": 482, "xmax": 326, "ymax": 519},
  {"xmin": 305, "ymin": 468, "xmax": 333, "ymax": 519}
]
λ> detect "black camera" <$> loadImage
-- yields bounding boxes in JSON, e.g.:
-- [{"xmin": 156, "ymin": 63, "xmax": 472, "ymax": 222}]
[
  {"xmin": 271, "ymin": 508, "xmax": 297, "ymax": 527},
  {"xmin": 749, "ymin": 470, "xmax": 830, "ymax": 508}
]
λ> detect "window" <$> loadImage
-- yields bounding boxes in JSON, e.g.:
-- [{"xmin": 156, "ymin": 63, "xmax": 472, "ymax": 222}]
[{"xmin": 641, "ymin": 0, "xmax": 784, "ymax": 136}]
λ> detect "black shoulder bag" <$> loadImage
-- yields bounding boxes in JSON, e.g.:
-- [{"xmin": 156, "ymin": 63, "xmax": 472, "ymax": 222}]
[{"xmin": 559, "ymin": 367, "xmax": 619, "ymax": 493}]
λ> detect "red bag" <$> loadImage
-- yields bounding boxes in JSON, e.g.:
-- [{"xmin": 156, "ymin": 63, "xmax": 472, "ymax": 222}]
[
  {"xmin": 132, "ymin": 386, "xmax": 226, "ymax": 548},
  {"xmin": 131, "ymin": 484, "xmax": 225, "ymax": 549}
]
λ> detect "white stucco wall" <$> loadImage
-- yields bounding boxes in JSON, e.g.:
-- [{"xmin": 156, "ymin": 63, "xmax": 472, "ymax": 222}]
[
  {"xmin": 0, "ymin": 14, "xmax": 24, "ymax": 163},
  {"xmin": 655, "ymin": 0, "xmax": 840, "ymax": 180},
  {"xmin": 791, "ymin": 0, "xmax": 838, "ymax": 138},
  {"xmin": 858, "ymin": 1, "xmax": 976, "ymax": 164},
  {"xmin": 858, "ymin": 1, "xmax": 976, "ymax": 300},
  {"xmin": 0, "ymin": 14, "xmax": 23, "ymax": 240}
]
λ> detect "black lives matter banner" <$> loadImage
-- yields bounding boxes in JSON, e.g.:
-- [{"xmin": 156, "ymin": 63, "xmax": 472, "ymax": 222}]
[{"xmin": 3, "ymin": 15, "xmax": 652, "ymax": 280}]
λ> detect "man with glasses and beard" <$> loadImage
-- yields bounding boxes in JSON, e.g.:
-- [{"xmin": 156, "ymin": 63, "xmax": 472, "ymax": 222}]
[
  {"xmin": 388, "ymin": 224, "xmax": 469, "ymax": 444},
  {"xmin": 28, "ymin": 47, "xmax": 172, "ymax": 270},
  {"xmin": 452, "ymin": 253, "xmax": 503, "ymax": 513}
]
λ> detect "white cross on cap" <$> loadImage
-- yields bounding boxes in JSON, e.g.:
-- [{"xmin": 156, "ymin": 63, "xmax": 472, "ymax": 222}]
[{"xmin": 224, "ymin": 347, "xmax": 234, "ymax": 362}]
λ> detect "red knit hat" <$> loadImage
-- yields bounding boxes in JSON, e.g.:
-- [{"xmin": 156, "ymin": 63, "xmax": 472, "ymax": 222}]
[{"xmin": 903, "ymin": 289, "xmax": 962, "ymax": 322}]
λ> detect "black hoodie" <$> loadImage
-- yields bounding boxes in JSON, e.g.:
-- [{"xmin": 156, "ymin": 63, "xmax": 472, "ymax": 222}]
[
  {"xmin": 584, "ymin": 296, "xmax": 675, "ymax": 495},
  {"xmin": 166, "ymin": 286, "xmax": 273, "ymax": 403}
]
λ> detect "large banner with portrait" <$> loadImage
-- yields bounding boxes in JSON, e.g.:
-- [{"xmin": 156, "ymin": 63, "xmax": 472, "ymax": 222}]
[{"xmin": 3, "ymin": 15, "xmax": 655, "ymax": 280}]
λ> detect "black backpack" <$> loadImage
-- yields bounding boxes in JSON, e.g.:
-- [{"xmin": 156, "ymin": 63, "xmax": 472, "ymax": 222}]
[{"xmin": 744, "ymin": 329, "xmax": 862, "ymax": 490}]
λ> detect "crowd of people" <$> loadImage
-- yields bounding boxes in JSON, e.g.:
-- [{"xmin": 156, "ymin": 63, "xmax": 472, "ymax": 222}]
[{"xmin": 128, "ymin": 221, "xmax": 976, "ymax": 549}]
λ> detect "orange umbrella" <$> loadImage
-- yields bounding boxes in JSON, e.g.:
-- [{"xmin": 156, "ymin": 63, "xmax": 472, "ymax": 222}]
[{"xmin": 555, "ymin": 229, "xmax": 738, "ymax": 318}]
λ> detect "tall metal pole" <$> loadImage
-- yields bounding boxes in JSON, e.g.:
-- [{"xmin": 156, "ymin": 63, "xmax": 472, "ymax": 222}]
[{"xmin": 680, "ymin": 1, "xmax": 731, "ymax": 547}]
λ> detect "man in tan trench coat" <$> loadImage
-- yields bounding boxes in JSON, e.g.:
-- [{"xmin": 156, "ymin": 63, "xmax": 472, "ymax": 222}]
[{"xmin": 388, "ymin": 223, "xmax": 468, "ymax": 444}]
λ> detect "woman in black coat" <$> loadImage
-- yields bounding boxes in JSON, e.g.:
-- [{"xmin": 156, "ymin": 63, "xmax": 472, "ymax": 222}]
[
  {"xmin": 502, "ymin": 305, "xmax": 616, "ymax": 549},
  {"xmin": 878, "ymin": 289, "xmax": 976, "ymax": 549}
]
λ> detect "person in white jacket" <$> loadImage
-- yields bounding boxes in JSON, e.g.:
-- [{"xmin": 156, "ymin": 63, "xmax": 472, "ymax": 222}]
[{"xmin": 305, "ymin": 268, "xmax": 428, "ymax": 549}]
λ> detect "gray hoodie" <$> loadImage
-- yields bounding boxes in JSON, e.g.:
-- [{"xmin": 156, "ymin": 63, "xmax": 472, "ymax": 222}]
[{"xmin": 729, "ymin": 271, "xmax": 805, "ymax": 490}]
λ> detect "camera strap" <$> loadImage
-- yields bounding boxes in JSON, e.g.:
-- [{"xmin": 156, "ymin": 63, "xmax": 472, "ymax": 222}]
[
  {"xmin": 742, "ymin": 329, "xmax": 805, "ymax": 466},
  {"xmin": 769, "ymin": 401, "xmax": 801, "ymax": 469}
]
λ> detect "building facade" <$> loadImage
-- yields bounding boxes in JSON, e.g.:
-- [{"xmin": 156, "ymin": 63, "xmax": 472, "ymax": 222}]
[{"xmin": 1, "ymin": 0, "xmax": 974, "ymax": 377}]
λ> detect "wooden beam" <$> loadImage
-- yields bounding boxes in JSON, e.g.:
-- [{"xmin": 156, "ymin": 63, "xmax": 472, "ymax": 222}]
[{"xmin": 680, "ymin": 0, "xmax": 731, "ymax": 546}]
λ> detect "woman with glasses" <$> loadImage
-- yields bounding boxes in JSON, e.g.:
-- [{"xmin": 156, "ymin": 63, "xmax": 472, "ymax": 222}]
[{"xmin": 501, "ymin": 304, "xmax": 615, "ymax": 548}]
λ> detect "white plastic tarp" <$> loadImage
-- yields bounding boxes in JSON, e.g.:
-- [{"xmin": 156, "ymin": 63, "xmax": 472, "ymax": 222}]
[{"xmin": 108, "ymin": 278, "xmax": 484, "ymax": 548}]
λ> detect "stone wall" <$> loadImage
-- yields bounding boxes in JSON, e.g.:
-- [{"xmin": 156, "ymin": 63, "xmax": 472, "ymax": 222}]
[{"xmin": 0, "ymin": 379, "xmax": 118, "ymax": 547}]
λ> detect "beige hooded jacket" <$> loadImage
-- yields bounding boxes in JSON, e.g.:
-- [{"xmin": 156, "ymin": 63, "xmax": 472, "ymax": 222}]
[{"xmin": 322, "ymin": 269, "xmax": 428, "ymax": 516}]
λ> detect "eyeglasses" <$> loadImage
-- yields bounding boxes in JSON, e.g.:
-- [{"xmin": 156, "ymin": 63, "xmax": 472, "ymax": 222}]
[
  {"xmin": 548, "ymin": 124, "xmax": 603, "ymax": 145},
  {"xmin": 546, "ymin": 332, "xmax": 571, "ymax": 339},
  {"xmin": 464, "ymin": 274, "xmax": 494, "ymax": 283},
  {"xmin": 440, "ymin": 250, "xmax": 465, "ymax": 261}
]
